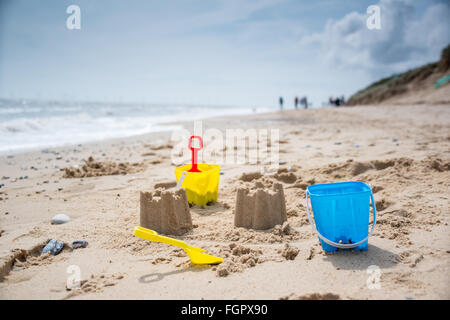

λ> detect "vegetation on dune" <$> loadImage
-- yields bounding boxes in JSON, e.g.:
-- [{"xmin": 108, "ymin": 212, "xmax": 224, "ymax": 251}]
[{"xmin": 346, "ymin": 44, "xmax": 450, "ymax": 105}]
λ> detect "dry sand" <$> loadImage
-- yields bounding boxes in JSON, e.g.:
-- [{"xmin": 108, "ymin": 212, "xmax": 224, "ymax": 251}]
[{"xmin": 0, "ymin": 104, "xmax": 449, "ymax": 300}]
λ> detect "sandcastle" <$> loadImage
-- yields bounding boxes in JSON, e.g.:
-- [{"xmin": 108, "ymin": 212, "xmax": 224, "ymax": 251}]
[
  {"xmin": 140, "ymin": 188, "xmax": 192, "ymax": 236},
  {"xmin": 234, "ymin": 183, "xmax": 287, "ymax": 230}
]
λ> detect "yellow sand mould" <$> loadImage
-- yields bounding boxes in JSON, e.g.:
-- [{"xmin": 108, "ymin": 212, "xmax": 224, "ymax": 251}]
[
  {"xmin": 174, "ymin": 136, "xmax": 220, "ymax": 206},
  {"xmin": 175, "ymin": 163, "xmax": 220, "ymax": 206},
  {"xmin": 133, "ymin": 226, "xmax": 223, "ymax": 265}
]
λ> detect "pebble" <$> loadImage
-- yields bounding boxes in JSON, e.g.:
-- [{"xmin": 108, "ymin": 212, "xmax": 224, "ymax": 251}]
[
  {"xmin": 41, "ymin": 239, "xmax": 64, "ymax": 255},
  {"xmin": 72, "ymin": 240, "xmax": 88, "ymax": 249},
  {"xmin": 51, "ymin": 213, "xmax": 71, "ymax": 224}
]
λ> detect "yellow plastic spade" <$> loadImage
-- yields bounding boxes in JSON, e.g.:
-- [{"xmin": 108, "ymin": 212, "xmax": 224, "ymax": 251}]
[{"xmin": 133, "ymin": 226, "xmax": 223, "ymax": 265}]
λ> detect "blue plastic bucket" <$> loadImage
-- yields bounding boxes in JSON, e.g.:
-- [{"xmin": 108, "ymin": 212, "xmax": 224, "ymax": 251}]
[{"xmin": 306, "ymin": 181, "xmax": 376, "ymax": 252}]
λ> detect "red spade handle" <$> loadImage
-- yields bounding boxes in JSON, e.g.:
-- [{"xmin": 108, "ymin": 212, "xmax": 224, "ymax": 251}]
[{"xmin": 188, "ymin": 136, "xmax": 203, "ymax": 172}]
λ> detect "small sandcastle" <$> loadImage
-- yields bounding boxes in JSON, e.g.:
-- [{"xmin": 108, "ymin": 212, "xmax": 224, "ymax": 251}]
[
  {"xmin": 140, "ymin": 188, "xmax": 192, "ymax": 236},
  {"xmin": 234, "ymin": 183, "xmax": 287, "ymax": 230}
]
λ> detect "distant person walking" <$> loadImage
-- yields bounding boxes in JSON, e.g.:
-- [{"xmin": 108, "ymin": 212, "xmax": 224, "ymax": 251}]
[
  {"xmin": 294, "ymin": 96, "xmax": 299, "ymax": 109},
  {"xmin": 329, "ymin": 96, "xmax": 334, "ymax": 106},
  {"xmin": 301, "ymin": 96, "xmax": 308, "ymax": 109},
  {"xmin": 329, "ymin": 95, "xmax": 345, "ymax": 107},
  {"xmin": 279, "ymin": 96, "xmax": 284, "ymax": 110}
]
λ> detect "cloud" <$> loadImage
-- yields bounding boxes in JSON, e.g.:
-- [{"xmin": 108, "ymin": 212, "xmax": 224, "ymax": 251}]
[{"xmin": 300, "ymin": 0, "xmax": 450, "ymax": 77}]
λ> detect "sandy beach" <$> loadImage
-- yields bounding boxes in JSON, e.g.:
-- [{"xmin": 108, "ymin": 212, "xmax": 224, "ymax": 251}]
[{"xmin": 0, "ymin": 103, "xmax": 449, "ymax": 300}]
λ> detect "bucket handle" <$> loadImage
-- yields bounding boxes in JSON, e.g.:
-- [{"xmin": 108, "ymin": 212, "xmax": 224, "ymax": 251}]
[{"xmin": 305, "ymin": 189, "xmax": 377, "ymax": 249}]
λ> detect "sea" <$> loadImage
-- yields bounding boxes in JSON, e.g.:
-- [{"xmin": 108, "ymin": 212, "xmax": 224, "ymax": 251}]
[{"xmin": 0, "ymin": 98, "xmax": 273, "ymax": 154}]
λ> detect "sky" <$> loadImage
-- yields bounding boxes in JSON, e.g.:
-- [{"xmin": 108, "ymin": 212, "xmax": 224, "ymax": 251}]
[{"xmin": 0, "ymin": 0, "xmax": 449, "ymax": 108}]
